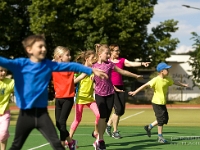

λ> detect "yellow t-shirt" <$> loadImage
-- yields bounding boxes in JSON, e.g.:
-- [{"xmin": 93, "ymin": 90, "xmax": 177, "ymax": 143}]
[
  {"xmin": 76, "ymin": 74, "xmax": 94, "ymax": 104},
  {"xmin": 149, "ymin": 76, "xmax": 173, "ymax": 105},
  {"xmin": 0, "ymin": 78, "xmax": 14, "ymax": 114}
]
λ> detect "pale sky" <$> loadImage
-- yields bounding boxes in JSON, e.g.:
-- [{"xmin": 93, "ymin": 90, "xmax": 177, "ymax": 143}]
[{"xmin": 148, "ymin": 0, "xmax": 200, "ymax": 54}]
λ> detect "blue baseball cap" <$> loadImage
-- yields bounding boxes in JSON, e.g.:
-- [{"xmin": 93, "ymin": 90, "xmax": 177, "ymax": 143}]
[{"xmin": 156, "ymin": 62, "xmax": 171, "ymax": 72}]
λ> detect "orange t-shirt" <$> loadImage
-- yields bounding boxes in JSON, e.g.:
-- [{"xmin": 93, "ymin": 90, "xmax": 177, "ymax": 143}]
[{"xmin": 52, "ymin": 72, "xmax": 75, "ymax": 98}]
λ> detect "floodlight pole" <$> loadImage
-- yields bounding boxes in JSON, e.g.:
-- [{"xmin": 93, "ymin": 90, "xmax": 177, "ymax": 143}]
[{"xmin": 182, "ymin": 5, "xmax": 200, "ymax": 10}]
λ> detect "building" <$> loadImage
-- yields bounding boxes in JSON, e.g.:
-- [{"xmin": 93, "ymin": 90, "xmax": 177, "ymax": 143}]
[{"xmin": 166, "ymin": 55, "xmax": 200, "ymax": 101}]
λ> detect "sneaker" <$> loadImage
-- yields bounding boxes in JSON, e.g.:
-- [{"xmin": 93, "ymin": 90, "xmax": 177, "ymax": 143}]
[
  {"xmin": 158, "ymin": 136, "xmax": 168, "ymax": 143},
  {"xmin": 65, "ymin": 141, "xmax": 68, "ymax": 148},
  {"xmin": 106, "ymin": 125, "xmax": 112, "ymax": 137},
  {"xmin": 95, "ymin": 140, "xmax": 106, "ymax": 150},
  {"xmin": 144, "ymin": 125, "xmax": 151, "ymax": 137},
  {"xmin": 112, "ymin": 131, "xmax": 121, "ymax": 139},
  {"xmin": 93, "ymin": 139, "xmax": 98, "ymax": 148},
  {"xmin": 68, "ymin": 139, "xmax": 78, "ymax": 150},
  {"xmin": 92, "ymin": 131, "xmax": 99, "ymax": 139}
]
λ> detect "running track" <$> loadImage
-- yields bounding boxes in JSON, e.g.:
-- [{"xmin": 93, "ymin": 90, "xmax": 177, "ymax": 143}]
[{"xmin": 10, "ymin": 104, "xmax": 200, "ymax": 110}]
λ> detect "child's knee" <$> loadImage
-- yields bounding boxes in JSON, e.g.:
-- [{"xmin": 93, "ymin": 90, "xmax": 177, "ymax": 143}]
[
  {"xmin": 95, "ymin": 114, "xmax": 100, "ymax": 124},
  {"xmin": 96, "ymin": 113, "xmax": 100, "ymax": 120},
  {"xmin": 76, "ymin": 116, "xmax": 82, "ymax": 123},
  {"xmin": 0, "ymin": 131, "xmax": 9, "ymax": 142}
]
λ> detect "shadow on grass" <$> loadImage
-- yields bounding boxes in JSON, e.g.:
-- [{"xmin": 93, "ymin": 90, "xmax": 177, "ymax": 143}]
[
  {"xmin": 122, "ymin": 131, "xmax": 180, "ymax": 138},
  {"xmin": 107, "ymin": 139, "xmax": 171, "ymax": 150}
]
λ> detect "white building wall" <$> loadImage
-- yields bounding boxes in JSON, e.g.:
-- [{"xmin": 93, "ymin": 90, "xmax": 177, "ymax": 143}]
[{"xmin": 167, "ymin": 56, "xmax": 200, "ymax": 101}]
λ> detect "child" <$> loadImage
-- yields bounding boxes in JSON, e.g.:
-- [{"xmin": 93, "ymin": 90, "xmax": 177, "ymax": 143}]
[
  {"xmin": 0, "ymin": 67, "xmax": 14, "ymax": 150},
  {"xmin": 92, "ymin": 44, "xmax": 143, "ymax": 150},
  {"xmin": 69, "ymin": 50, "xmax": 100, "ymax": 141},
  {"xmin": 128, "ymin": 62, "xmax": 188, "ymax": 143},
  {"xmin": 52, "ymin": 46, "xmax": 77, "ymax": 149},
  {"xmin": 0, "ymin": 35, "xmax": 107, "ymax": 150}
]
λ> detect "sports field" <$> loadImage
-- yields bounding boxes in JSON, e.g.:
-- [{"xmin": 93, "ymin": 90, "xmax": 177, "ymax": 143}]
[{"xmin": 7, "ymin": 106, "xmax": 200, "ymax": 150}]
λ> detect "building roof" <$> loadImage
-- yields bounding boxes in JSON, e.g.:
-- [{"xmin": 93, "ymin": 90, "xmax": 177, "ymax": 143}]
[{"xmin": 165, "ymin": 55, "xmax": 190, "ymax": 63}]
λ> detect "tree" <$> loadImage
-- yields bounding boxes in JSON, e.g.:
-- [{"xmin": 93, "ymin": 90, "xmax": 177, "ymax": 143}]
[
  {"xmin": 0, "ymin": 0, "xmax": 180, "ymax": 63},
  {"xmin": 144, "ymin": 19, "xmax": 180, "ymax": 66},
  {"xmin": 188, "ymin": 32, "xmax": 200, "ymax": 84},
  {"xmin": 0, "ymin": 0, "xmax": 32, "ymax": 58},
  {"xmin": 28, "ymin": 0, "xmax": 158, "ymax": 59}
]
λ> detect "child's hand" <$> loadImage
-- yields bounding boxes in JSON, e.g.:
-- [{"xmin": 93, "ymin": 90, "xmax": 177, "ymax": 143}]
[
  {"xmin": 128, "ymin": 91, "xmax": 136, "ymax": 96},
  {"xmin": 137, "ymin": 75, "xmax": 143, "ymax": 80},
  {"xmin": 115, "ymin": 89, "xmax": 125, "ymax": 92},
  {"xmin": 92, "ymin": 68, "xmax": 108, "ymax": 79},
  {"xmin": 183, "ymin": 83, "xmax": 189, "ymax": 87},
  {"xmin": 114, "ymin": 86, "xmax": 124, "ymax": 92}
]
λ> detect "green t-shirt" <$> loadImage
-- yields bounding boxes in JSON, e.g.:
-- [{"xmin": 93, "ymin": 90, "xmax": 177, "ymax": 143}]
[
  {"xmin": 76, "ymin": 74, "xmax": 95, "ymax": 104},
  {"xmin": 149, "ymin": 76, "xmax": 173, "ymax": 105},
  {"xmin": 0, "ymin": 78, "xmax": 14, "ymax": 114}
]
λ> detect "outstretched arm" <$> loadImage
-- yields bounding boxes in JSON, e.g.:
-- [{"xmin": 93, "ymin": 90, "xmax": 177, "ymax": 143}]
[
  {"xmin": 92, "ymin": 68, "xmax": 108, "ymax": 79},
  {"xmin": 128, "ymin": 82, "xmax": 150, "ymax": 96},
  {"xmin": 114, "ymin": 66, "xmax": 143, "ymax": 79},
  {"xmin": 174, "ymin": 80, "xmax": 188, "ymax": 87},
  {"xmin": 124, "ymin": 59, "xmax": 150, "ymax": 67},
  {"xmin": 0, "ymin": 56, "xmax": 18, "ymax": 72},
  {"xmin": 74, "ymin": 73, "xmax": 87, "ymax": 84}
]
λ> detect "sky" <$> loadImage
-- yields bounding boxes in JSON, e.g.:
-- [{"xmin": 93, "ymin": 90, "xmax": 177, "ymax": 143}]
[{"xmin": 147, "ymin": 0, "xmax": 200, "ymax": 54}]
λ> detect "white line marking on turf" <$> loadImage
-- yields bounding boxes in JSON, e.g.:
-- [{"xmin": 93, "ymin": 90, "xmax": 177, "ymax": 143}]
[
  {"xmin": 120, "ymin": 111, "xmax": 145, "ymax": 121},
  {"xmin": 9, "ymin": 133, "xmax": 91, "ymax": 136},
  {"xmin": 28, "ymin": 143, "xmax": 49, "ymax": 150}
]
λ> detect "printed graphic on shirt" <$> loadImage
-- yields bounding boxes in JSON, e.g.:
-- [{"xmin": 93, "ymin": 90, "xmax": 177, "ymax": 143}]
[{"xmin": 0, "ymin": 88, "xmax": 5, "ymax": 95}]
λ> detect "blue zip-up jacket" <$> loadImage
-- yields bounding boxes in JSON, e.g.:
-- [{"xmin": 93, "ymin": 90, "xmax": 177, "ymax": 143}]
[{"xmin": 0, "ymin": 57, "xmax": 92, "ymax": 109}]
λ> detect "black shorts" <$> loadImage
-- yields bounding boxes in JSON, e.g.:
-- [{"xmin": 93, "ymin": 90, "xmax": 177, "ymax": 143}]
[
  {"xmin": 95, "ymin": 94, "xmax": 114, "ymax": 122},
  {"xmin": 113, "ymin": 85, "xmax": 126, "ymax": 116},
  {"xmin": 152, "ymin": 103, "xmax": 169, "ymax": 126}
]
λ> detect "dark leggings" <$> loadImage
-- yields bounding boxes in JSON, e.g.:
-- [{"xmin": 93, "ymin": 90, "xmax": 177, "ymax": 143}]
[
  {"xmin": 9, "ymin": 108, "xmax": 65, "ymax": 150},
  {"xmin": 95, "ymin": 94, "xmax": 114, "ymax": 122},
  {"xmin": 113, "ymin": 85, "xmax": 126, "ymax": 116},
  {"xmin": 55, "ymin": 98, "xmax": 74, "ymax": 141}
]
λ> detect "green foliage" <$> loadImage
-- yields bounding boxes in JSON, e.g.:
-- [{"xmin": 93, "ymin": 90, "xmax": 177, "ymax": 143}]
[
  {"xmin": 27, "ymin": 0, "xmax": 159, "ymax": 59},
  {"xmin": 144, "ymin": 19, "xmax": 180, "ymax": 66},
  {"xmin": 188, "ymin": 32, "xmax": 200, "ymax": 85},
  {"xmin": 0, "ymin": 0, "xmax": 180, "ymax": 99},
  {"xmin": 0, "ymin": 0, "xmax": 32, "ymax": 57},
  {"xmin": 0, "ymin": 0, "xmax": 179, "ymax": 63}
]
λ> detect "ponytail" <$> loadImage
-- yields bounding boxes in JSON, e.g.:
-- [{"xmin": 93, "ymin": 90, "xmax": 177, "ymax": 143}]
[
  {"xmin": 75, "ymin": 51, "xmax": 85, "ymax": 64},
  {"xmin": 75, "ymin": 50, "xmax": 96, "ymax": 64}
]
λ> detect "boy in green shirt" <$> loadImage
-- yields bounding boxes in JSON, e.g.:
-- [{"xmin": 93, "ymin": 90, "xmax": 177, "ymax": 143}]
[{"xmin": 129, "ymin": 62, "xmax": 188, "ymax": 143}]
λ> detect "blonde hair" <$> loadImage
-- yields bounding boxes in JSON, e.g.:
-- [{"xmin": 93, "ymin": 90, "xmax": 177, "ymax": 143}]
[
  {"xmin": 53, "ymin": 46, "xmax": 70, "ymax": 61},
  {"xmin": 93, "ymin": 44, "xmax": 109, "ymax": 63},
  {"xmin": 75, "ymin": 50, "xmax": 95, "ymax": 64}
]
